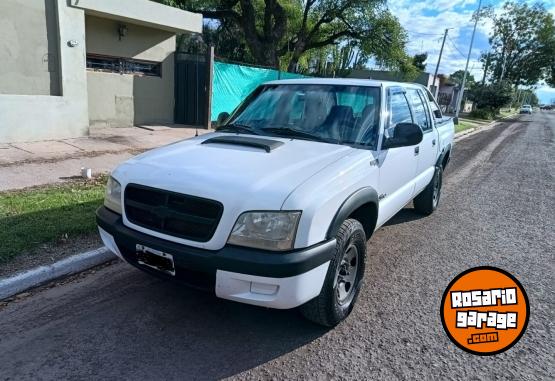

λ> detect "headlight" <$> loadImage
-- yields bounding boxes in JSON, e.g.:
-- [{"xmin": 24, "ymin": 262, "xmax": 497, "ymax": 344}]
[
  {"xmin": 104, "ymin": 176, "xmax": 122, "ymax": 214},
  {"xmin": 228, "ymin": 211, "xmax": 301, "ymax": 251}
]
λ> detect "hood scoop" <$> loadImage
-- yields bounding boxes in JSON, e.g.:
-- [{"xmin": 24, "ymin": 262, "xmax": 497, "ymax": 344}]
[{"xmin": 201, "ymin": 135, "xmax": 284, "ymax": 153}]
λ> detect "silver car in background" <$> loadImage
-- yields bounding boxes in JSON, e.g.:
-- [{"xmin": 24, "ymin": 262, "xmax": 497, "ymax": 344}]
[{"xmin": 520, "ymin": 105, "xmax": 533, "ymax": 114}]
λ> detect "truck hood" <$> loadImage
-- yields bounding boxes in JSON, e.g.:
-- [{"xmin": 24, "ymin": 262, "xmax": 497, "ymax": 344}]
[{"xmin": 114, "ymin": 132, "xmax": 352, "ymax": 211}]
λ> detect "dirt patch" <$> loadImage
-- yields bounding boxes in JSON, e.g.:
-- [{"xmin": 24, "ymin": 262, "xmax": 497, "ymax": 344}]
[
  {"xmin": 0, "ymin": 258, "xmax": 117, "ymax": 309},
  {"xmin": 101, "ymin": 135, "xmax": 133, "ymax": 145},
  {"xmin": 0, "ymin": 233, "xmax": 102, "ymax": 278},
  {"xmin": 0, "ymin": 148, "xmax": 145, "ymax": 168}
]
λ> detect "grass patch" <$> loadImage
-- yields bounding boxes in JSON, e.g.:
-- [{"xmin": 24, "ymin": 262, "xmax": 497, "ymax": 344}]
[
  {"xmin": 455, "ymin": 121, "xmax": 475, "ymax": 133},
  {"xmin": 499, "ymin": 108, "xmax": 516, "ymax": 118},
  {"xmin": 456, "ymin": 109, "xmax": 517, "ymax": 133},
  {"xmin": 0, "ymin": 175, "xmax": 107, "ymax": 264},
  {"xmin": 455, "ymin": 119, "xmax": 482, "ymax": 133}
]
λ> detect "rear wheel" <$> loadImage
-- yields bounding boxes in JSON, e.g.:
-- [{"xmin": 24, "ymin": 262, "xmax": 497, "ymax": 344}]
[
  {"xmin": 300, "ymin": 219, "xmax": 366, "ymax": 327},
  {"xmin": 414, "ymin": 166, "xmax": 443, "ymax": 215}
]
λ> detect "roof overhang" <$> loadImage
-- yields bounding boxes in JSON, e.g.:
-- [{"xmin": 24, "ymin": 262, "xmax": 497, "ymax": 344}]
[{"xmin": 69, "ymin": 0, "xmax": 202, "ymax": 34}]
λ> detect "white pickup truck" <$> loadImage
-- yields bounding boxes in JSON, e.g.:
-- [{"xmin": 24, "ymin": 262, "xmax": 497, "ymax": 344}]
[{"xmin": 97, "ymin": 79, "xmax": 454, "ymax": 326}]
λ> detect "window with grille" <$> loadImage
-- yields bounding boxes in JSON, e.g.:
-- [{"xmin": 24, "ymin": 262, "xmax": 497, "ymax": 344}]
[{"xmin": 86, "ymin": 54, "xmax": 161, "ymax": 77}]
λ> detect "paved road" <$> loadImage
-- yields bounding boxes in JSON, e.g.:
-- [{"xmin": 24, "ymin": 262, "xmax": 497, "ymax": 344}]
[{"xmin": 1, "ymin": 113, "xmax": 554, "ymax": 380}]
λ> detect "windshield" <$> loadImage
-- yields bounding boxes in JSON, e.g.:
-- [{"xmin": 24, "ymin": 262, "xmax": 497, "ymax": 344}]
[{"xmin": 223, "ymin": 84, "xmax": 381, "ymax": 148}]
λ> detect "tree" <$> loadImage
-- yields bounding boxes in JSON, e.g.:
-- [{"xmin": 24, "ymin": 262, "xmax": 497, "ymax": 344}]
[
  {"xmin": 467, "ymin": 81, "xmax": 513, "ymax": 116},
  {"xmin": 411, "ymin": 53, "xmax": 428, "ymax": 72},
  {"xmin": 438, "ymin": 73, "xmax": 450, "ymax": 86},
  {"xmin": 518, "ymin": 89, "xmax": 539, "ymax": 107},
  {"xmin": 300, "ymin": 40, "xmax": 369, "ymax": 77},
  {"xmin": 449, "ymin": 70, "xmax": 475, "ymax": 87},
  {"xmin": 546, "ymin": 63, "xmax": 555, "ymax": 87},
  {"xmin": 482, "ymin": 1, "xmax": 555, "ymax": 86},
  {"xmin": 202, "ymin": 19, "xmax": 256, "ymax": 63},
  {"xmin": 161, "ymin": 0, "xmax": 411, "ymax": 73},
  {"xmin": 161, "ymin": 0, "xmax": 288, "ymax": 66}
]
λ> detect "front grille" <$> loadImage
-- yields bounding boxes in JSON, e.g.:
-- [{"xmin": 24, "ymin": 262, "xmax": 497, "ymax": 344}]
[{"xmin": 124, "ymin": 184, "xmax": 223, "ymax": 242}]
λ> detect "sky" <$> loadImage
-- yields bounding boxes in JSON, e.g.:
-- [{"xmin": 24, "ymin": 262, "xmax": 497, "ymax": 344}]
[{"xmin": 386, "ymin": 0, "xmax": 555, "ymax": 103}]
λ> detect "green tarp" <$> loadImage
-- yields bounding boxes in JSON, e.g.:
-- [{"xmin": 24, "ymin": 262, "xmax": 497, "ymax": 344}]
[{"xmin": 211, "ymin": 61, "xmax": 305, "ymax": 120}]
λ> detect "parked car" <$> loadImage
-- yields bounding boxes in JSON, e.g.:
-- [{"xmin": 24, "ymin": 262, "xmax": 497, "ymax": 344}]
[
  {"xmin": 520, "ymin": 105, "xmax": 533, "ymax": 114},
  {"xmin": 97, "ymin": 79, "xmax": 455, "ymax": 326}
]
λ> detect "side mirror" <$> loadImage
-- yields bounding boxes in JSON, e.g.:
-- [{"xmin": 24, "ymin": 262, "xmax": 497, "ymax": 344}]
[
  {"xmin": 433, "ymin": 109, "xmax": 442, "ymax": 119},
  {"xmin": 382, "ymin": 123, "xmax": 423, "ymax": 149},
  {"xmin": 216, "ymin": 112, "xmax": 230, "ymax": 126}
]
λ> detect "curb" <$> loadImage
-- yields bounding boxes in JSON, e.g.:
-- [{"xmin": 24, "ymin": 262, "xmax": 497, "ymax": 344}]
[
  {"xmin": 454, "ymin": 113, "xmax": 518, "ymax": 140},
  {"xmin": 454, "ymin": 127, "xmax": 478, "ymax": 139},
  {"xmin": 0, "ymin": 247, "xmax": 116, "ymax": 300}
]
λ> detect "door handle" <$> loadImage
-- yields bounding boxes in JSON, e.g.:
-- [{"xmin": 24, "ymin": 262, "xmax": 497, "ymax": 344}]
[
  {"xmin": 432, "ymin": 139, "xmax": 436, "ymax": 146},
  {"xmin": 414, "ymin": 146, "xmax": 420, "ymax": 155}
]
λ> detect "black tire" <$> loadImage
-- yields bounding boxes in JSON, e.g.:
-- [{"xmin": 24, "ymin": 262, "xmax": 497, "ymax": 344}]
[
  {"xmin": 414, "ymin": 165, "xmax": 443, "ymax": 215},
  {"xmin": 300, "ymin": 219, "xmax": 366, "ymax": 327}
]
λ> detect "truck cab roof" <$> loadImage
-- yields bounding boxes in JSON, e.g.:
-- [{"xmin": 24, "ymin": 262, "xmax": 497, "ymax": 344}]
[{"xmin": 264, "ymin": 78, "xmax": 428, "ymax": 90}]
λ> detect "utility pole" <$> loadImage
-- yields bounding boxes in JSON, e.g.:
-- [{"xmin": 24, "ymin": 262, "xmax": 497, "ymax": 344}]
[
  {"xmin": 433, "ymin": 28, "xmax": 451, "ymax": 98},
  {"xmin": 455, "ymin": 0, "xmax": 482, "ymax": 123}
]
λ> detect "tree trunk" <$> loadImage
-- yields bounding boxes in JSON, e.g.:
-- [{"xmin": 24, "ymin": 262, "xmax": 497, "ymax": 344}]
[
  {"xmin": 236, "ymin": 0, "xmax": 284, "ymax": 69},
  {"xmin": 287, "ymin": 41, "xmax": 306, "ymax": 72}
]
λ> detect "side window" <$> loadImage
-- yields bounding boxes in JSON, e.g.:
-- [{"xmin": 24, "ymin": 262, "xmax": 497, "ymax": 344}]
[
  {"xmin": 388, "ymin": 89, "xmax": 413, "ymax": 127},
  {"xmin": 425, "ymin": 89, "xmax": 443, "ymax": 119},
  {"xmin": 406, "ymin": 88, "xmax": 431, "ymax": 131}
]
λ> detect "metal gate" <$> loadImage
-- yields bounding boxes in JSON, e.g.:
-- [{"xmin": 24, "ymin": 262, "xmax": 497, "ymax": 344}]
[{"xmin": 175, "ymin": 53, "xmax": 207, "ymax": 126}]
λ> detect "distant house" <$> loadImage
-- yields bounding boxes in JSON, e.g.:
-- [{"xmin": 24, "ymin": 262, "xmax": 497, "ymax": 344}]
[
  {"xmin": 0, "ymin": 0, "xmax": 202, "ymax": 143},
  {"xmin": 438, "ymin": 83, "xmax": 457, "ymax": 113},
  {"xmin": 347, "ymin": 69, "xmax": 440, "ymax": 93},
  {"xmin": 438, "ymin": 83, "xmax": 473, "ymax": 114}
]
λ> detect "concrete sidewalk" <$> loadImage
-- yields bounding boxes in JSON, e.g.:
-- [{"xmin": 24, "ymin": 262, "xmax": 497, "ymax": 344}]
[{"xmin": 0, "ymin": 125, "xmax": 210, "ymax": 191}]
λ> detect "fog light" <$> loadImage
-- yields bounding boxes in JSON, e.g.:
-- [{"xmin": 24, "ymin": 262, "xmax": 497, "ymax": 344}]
[{"xmin": 250, "ymin": 282, "xmax": 278, "ymax": 295}]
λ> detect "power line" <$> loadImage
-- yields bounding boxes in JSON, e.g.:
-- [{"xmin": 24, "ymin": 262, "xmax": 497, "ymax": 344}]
[
  {"xmin": 447, "ymin": 36, "xmax": 468, "ymax": 60},
  {"xmin": 405, "ymin": 37, "xmax": 444, "ymax": 54},
  {"xmin": 405, "ymin": 29, "xmax": 447, "ymax": 37}
]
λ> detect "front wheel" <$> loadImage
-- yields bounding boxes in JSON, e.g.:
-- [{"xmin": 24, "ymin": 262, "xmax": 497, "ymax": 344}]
[
  {"xmin": 300, "ymin": 219, "xmax": 366, "ymax": 327},
  {"xmin": 414, "ymin": 166, "xmax": 443, "ymax": 215}
]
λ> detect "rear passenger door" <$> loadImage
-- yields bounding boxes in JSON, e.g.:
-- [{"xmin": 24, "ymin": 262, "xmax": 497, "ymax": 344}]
[
  {"xmin": 376, "ymin": 87, "xmax": 418, "ymax": 227},
  {"xmin": 406, "ymin": 88, "xmax": 438, "ymax": 193}
]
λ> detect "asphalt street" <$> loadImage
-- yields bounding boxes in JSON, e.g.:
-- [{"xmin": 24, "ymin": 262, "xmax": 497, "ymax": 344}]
[{"xmin": 0, "ymin": 112, "xmax": 553, "ymax": 380}]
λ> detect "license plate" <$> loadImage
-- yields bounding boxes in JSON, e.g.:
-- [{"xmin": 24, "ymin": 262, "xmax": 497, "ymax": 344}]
[{"xmin": 136, "ymin": 244, "xmax": 175, "ymax": 276}]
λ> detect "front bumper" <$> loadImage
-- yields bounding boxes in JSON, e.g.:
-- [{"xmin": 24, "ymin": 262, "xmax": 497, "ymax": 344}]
[{"xmin": 96, "ymin": 206, "xmax": 335, "ymax": 309}]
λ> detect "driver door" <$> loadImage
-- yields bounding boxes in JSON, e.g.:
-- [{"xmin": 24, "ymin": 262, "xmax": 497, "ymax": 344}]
[{"xmin": 376, "ymin": 87, "xmax": 418, "ymax": 227}]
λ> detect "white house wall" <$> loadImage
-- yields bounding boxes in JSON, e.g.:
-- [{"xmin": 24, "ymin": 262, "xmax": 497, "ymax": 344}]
[
  {"xmin": 0, "ymin": 0, "xmax": 202, "ymax": 143},
  {"xmin": 85, "ymin": 16, "xmax": 176, "ymax": 128},
  {"xmin": 0, "ymin": 0, "xmax": 60, "ymax": 96},
  {"xmin": 0, "ymin": 0, "xmax": 89, "ymax": 143},
  {"xmin": 69, "ymin": 0, "xmax": 203, "ymax": 34}
]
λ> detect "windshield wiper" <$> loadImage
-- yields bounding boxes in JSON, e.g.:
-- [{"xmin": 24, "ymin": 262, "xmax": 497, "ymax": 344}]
[
  {"xmin": 216, "ymin": 123, "xmax": 259, "ymax": 135},
  {"xmin": 260, "ymin": 127, "xmax": 328, "ymax": 142}
]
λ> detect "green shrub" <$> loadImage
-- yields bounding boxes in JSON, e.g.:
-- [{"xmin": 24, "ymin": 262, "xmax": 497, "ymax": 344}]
[
  {"xmin": 467, "ymin": 81, "xmax": 513, "ymax": 114},
  {"xmin": 469, "ymin": 108, "xmax": 495, "ymax": 120}
]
